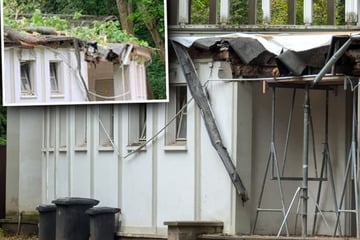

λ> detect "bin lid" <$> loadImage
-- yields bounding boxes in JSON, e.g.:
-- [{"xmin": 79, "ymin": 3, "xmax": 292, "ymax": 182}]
[
  {"xmin": 86, "ymin": 207, "xmax": 121, "ymax": 216},
  {"xmin": 36, "ymin": 204, "xmax": 57, "ymax": 213},
  {"xmin": 52, "ymin": 197, "xmax": 99, "ymax": 206}
]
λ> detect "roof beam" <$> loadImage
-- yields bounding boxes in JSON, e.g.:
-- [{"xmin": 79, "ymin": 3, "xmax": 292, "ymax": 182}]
[
  {"xmin": 313, "ymin": 38, "xmax": 352, "ymax": 85},
  {"xmin": 171, "ymin": 40, "xmax": 249, "ymax": 203}
]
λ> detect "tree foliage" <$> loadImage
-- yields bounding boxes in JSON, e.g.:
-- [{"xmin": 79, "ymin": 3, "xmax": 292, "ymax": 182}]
[{"xmin": 189, "ymin": 0, "xmax": 345, "ymax": 25}]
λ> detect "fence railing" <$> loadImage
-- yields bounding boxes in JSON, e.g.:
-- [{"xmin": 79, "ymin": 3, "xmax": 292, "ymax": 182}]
[{"xmin": 168, "ymin": 0, "xmax": 360, "ymax": 27}]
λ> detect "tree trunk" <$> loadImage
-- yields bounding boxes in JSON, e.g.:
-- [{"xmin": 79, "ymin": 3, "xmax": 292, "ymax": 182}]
[
  {"xmin": 144, "ymin": 21, "xmax": 165, "ymax": 62},
  {"xmin": 116, "ymin": 0, "xmax": 134, "ymax": 34},
  {"xmin": 136, "ymin": 1, "xmax": 165, "ymax": 63},
  {"xmin": 4, "ymin": 26, "xmax": 48, "ymax": 45}
]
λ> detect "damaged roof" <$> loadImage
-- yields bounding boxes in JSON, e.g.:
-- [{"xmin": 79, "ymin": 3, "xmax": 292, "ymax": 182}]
[
  {"xmin": 4, "ymin": 26, "xmax": 152, "ymax": 64},
  {"xmin": 171, "ymin": 32, "xmax": 360, "ymax": 84}
]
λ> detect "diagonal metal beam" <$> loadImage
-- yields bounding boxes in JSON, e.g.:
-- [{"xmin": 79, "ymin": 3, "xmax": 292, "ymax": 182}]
[
  {"xmin": 171, "ymin": 41, "xmax": 249, "ymax": 202},
  {"xmin": 313, "ymin": 37, "xmax": 352, "ymax": 85}
]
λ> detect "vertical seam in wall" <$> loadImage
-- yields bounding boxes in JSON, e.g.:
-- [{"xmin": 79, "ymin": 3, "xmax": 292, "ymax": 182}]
[
  {"xmin": 41, "ymin": 108, "xmax": 46, "ymax": 202},
  {"xmin": 46, "ymin": 107, "xmax": 50, "ymax": 202},
  {"xmin": 195, "ymin": 103, "xmax": 201, "ymax": 221},
  {"xmin": 152, "ymin": 104, "xmax": 158, "ymax": 232},
  {"xmin": 230, "ymin": 81, "xmax": 238, "ymax": 234},
  {"xmin": 118, "ymin": 105, "xmax": 123, "ymax": 220},
  {"xmin": 54, "ymin": 106, "xmax": 59, "ymax": 200},
  {"xmin": 90, "ymin": 105, "xmax": 95, "ymax": 197},
  {"xmin": 68, "ymin": 106, "xmax": 74, "ymax": 196}
]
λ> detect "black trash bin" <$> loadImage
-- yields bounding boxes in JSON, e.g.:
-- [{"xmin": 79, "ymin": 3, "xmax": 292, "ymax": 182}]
[
  {"xmin": 36, "ymin": 204, "xmax": 57, "ymax": 240},
  {"xmin": 52, "ymin": 197, "xmax": 99, "ymax": 240},
  {"xmin": 86, "ymin": 207, "xmax": 121, "ymax": 240}
]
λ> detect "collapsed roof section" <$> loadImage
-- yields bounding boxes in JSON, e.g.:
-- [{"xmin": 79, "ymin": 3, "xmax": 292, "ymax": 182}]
[
  {"xmin": 171, "ymin": 32, "xmax": 360, "ymax": 85},
  {"xmin": 4, "ymin": 26, "xmax": 152, "ymax": 65}
]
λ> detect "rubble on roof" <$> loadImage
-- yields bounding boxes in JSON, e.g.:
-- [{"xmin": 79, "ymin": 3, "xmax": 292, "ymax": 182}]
[
  {"xmin": 4, "ymin": 26, "xmax": 152, "ymax": 65},
  {"xmin": 171, "ymin": 33, "xmax": 360, "ymax": 82},
  {"xmin": 4, "ymin": 25, "xmax": 78, "ymax": 48}
]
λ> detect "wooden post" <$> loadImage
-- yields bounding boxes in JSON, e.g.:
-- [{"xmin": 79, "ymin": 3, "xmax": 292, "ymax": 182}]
[
  {"xmin": 288, "ymin": 0, "xmax": 296, "ymax": 24},
  {"xmin": 168, "ymin": 0, "xmax": 179, "ymax": 25},
  {"xmin": 248, "ymin": 0, "xmax": 257, "ymax": 24},
  {"xmin": 209, "ymin": 0, "xmax": 217, "ymax": 24},
  {"xmin": 327, "ymin": 0, "xmax": 336, "ymax": 25}
]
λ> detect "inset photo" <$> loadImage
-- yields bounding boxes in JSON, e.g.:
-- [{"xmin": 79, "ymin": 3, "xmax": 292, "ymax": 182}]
[{"xmin": 2, "ymin": 0, "xmax": 168, "ymax": 106}]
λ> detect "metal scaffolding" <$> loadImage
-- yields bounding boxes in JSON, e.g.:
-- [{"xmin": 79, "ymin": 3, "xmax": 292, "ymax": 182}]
[
  {"xmin": 252, "ymin": 87, "xmax": 289, "ymax": 236},
  {"xmin": 334, "ymin": 89, "xmax": 359, "ymax": 237},
  {"xmin": 252, "ymin": 84, "xmax": 343, "ymax": 238}
]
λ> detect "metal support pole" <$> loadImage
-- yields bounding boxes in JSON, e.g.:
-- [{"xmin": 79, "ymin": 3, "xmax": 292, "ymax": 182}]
[
  {"xmin": 281, "ymin": 89, "xmax": 296, "ymax": 176},
  {"xmin": 270, "ymin": 88, "xmax": 290, "ymax": 236},
  {"xmin": 271, "ymin": 87, "xmax": 276, "ymax": 177},
  {"xmin": 312, "ymin": 90, "xmax": 341, "ymax": 236},
  {"xmin": 351, "ymin": 91, "xmax": 359, "ymax": 237},
  {"xmin": 302, "ymin": 86, "xmax": 310, "ymax": 238},
  {"xmin": 313, "ymin": 38, "xmax": 352, "ymax": 85},
  {"xmin": 252, "ymin": 87, "xmax": 289, "ymax": 236},
  {"xmin": 334, "ymin": 89, "xmax": 359, "ymax": 237},
  {"xmin": 312, "ymin": 90, "xmax": 329, "ymax": 234}
]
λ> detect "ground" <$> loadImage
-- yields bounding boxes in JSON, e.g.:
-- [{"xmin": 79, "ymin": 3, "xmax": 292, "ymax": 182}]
[{"xmin": 0, "ymin": 236, "xmax": 37, "ymax": 240}]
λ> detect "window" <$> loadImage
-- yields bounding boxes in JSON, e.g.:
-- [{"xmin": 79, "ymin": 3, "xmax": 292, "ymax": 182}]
[
  {"xmin": 99, "ymin": 105, "xmax": 114, "ymax": 147},
  {"xmin": 127, "ymin": 104, "xmax": 147, "ymax": 148},
  {"xmin": 20, "ymin": 61, "xmax": 34, "ymax": 95},
  {"xmin": 42, "ymin": 107, "xmax": 56, "ymax": 150},
  {"xmin": 75, "ymin": 106, "xmax": 87, "ymax": 148},
  {"xmin": 49, "ymin": 62, "xmax": 60, "ymax": 94},
  {"xmin": 165, "ymin": 85, "xmax": 187, "ymax": 147},
  {"xmin": 175, "ymin": 86, "xmax": 187, "ymax": 141},
  {"xmin": 59, "ymin": 107, "xmax": 68, "ymax": 150},
  {"xmin": 139, "ymin": 104, "xmax": 147, "ymax": 142}
]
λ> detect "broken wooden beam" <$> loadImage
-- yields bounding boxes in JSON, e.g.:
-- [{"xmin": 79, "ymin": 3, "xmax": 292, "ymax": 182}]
[{"xmin": 171, "ymin": 41, "xmax": 249, "ymax": 203}]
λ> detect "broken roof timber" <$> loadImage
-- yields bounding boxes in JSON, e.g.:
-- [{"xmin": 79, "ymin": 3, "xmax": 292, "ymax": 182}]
[
  {"xmin": 171, "ymin": 32, "xmax": 360, "ymax": 86},
  {"xmin": 4, "ymin": 25, "xmax": 77, "ymax": 48},
  {"xmin": 172, "ymin": 40, "xmax": 249, "ymax": 203},
  {"xmin": 313, "ymin": 34, "xmax": 360, "ymax": 85},
  {"xmin": 214, "ymin": 74, "xmax": 346, "ymax": 85},
  {"xmin": 4, "ymin": 26, "xmax": 153, "ymax": 65}
]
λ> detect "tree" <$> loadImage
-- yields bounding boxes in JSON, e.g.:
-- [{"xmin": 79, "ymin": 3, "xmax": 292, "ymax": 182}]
[
  {"xmin": 114, "ymin": 0, "xmax": 165, "ymax": 62},
  {"xmin": 191, "ymin": 0, "xmax": 345, "ymax": 25},
  {"xmin": 5, "ymin": 0, "xmax": 165, "ymax": 61},
  {"xmin": 116, "ymin": 0, "xmax": 134, "ymax": 34},
  {"xmin": 4, "ymin": 0, "xmax": 167, "ymax": 99},
  {"xmin": 135, "ymin": 1, "xmax": 165, "ymax": 62}
]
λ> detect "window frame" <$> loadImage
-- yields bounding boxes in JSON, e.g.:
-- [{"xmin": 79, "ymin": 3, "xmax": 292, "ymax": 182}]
[
  {"xmin": 138, "ymin": 103, "xmax": 147, "ymax": 143},
  {"xmin": 49, "ymin": 61, "xmax": 62, "ymax": 95},
  {"xmin": 165, "ymin": 85, "xmax": 188, "ymax": 149},
  {"xmin": 175, "ymin": 86, "xmax": 187, "ymax": 142},
  {"xmin": 74, "ymin": 106, "xmax": 88, "ymax": 150},
  {"xmin": 98, "ymin": 105, "xmax": 115, "ymax": 148},
  {"xmin": 127, "ymin": 104, "xmax": 147, "ymax": 150},
  {"xmin": 20, "ymin": 60, "xmax": 35, "ymax": 96}
]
